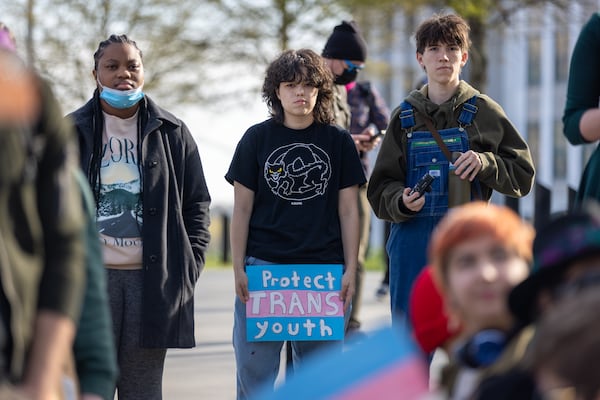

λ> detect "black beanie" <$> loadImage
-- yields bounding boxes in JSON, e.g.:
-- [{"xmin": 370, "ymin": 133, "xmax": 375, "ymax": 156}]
[{"xmin": 322, "ymin": 20, "xmax": 367, "ymax": 62}]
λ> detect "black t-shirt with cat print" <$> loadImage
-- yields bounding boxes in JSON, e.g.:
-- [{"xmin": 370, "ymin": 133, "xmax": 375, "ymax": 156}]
[{"xmin": 225, "ymin": 119, "xmax": 366, "ymax": 264}]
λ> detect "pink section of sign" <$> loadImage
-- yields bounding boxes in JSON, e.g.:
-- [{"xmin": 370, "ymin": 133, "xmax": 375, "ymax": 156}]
[
  {"xmin": 330, "ymin": 359, "xmax": 428, "ymax": 400},
  {"xmin": 246, "ymin": 290, "xmax": 343, "ymax": 318}
]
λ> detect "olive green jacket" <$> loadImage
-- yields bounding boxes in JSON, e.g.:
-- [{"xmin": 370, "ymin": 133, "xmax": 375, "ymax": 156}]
[
  {"xmin": 368, "ymin": 81, "xmax": 535, "ymax": 223},
  {"xmin": 0, "ymin": 75, "xmax": 85, "ymax": 381},
  {"xmin": 333, "ymin": 84, "xmax": 351, "ymax": 129}
]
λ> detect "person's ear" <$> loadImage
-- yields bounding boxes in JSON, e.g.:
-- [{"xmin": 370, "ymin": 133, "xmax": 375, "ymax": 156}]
[
  {"xmin": 416, "ymin": 51, "xmax": 424, "ymax": 70},
  {"xmin": 460, "ymin": 51, "xmax": 469, "ymax": 67}
]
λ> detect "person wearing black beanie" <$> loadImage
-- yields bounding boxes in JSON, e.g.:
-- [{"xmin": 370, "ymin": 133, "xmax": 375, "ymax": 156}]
[
  {"xmin": 322, "ymin": 20, "xmax": 381, "ymax": 340},
  {"xmin": 322, "ymin": 20, "xmax": 368, "ymax": 88},
  {"xmin": 322, "ymin": 20, "xmax": 367, "ymax": 63}
]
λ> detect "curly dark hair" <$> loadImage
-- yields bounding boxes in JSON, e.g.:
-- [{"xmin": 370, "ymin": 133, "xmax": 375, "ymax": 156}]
[{"xmin": 262, "ymin": 48, "xmax": 334, "ymax": 125}]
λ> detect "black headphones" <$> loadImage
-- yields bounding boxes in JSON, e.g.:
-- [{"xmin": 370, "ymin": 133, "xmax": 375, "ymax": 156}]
[{"xmin": 455, "ymin": 329, "xmax": 507, "ymax": 368}]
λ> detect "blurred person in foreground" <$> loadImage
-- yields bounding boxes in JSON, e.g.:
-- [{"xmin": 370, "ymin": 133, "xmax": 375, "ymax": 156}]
[
  {"xmin": 409, "ymin": 265, "xmax": 462, "ymax": 359},
  {"xmin": 472, "ymin": 201, "xmax": 600, "ymax": 400},
  {"xmin": 2, "ymin": 22, "xmax": 119, "ymax": 400},
  {"xmin": 0, "ymin": 22, "xmax": 86, "ymax": 399},
  {"xmin": 428, "ymin": 202, "xmax": 534, "ymax": 399},
  {"xmin": 525, "ymin": 289, "xmax": 600, "ymax": 400},
  {"xmin": 409, "ymin": 265, "xmax": 462, "ymax": 391}
]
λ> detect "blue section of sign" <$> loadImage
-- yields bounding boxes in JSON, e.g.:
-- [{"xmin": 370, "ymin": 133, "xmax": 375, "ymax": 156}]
[
  {"xmin": 247, "ymin": 264, "xmax": 343, "ymax": 291},
  {"xmin": 247, "ymin": 316, "xmax": 345, "ymax": 342}
]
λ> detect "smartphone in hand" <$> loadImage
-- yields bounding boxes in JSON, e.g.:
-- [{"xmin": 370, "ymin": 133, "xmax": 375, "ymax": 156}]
[{"xmin": 369, "ymin": 130, "xmax": 385, "ymax": 142}]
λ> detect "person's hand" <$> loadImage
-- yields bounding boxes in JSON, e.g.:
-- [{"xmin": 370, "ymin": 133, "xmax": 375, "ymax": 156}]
[
  {"xmin": 451, "ymin": 151, "xmax": 482, "ymax": 181},
  {"xmin": 402, "ymin": 187, "xmax": 426, "ymax": 212},
  {"xmin": 234, "ymin": 268, "xmax": 249, "ymax": 303},
  {"xmin": 340, "ymin": 269, "xmax": 356, "ymax": 312},
  {"xmin": 352, "ymin": 127, "xmax": 380, "ymax": 152}
]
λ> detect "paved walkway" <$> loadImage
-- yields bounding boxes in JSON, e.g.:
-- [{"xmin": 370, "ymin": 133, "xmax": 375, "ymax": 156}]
[{"xmin": 162, "ymin": 267, "xmax": 392, "ymax": 399}]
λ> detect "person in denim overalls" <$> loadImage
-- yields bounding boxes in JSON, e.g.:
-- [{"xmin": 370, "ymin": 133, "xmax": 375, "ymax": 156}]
[{"xmin": 367, "ymin": 14, "xmax": 535, "ymax": 327}]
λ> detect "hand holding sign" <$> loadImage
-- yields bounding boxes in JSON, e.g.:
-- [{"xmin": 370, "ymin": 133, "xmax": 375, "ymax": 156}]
[{"xmin": 340, "ymin": 268, "xmax": 356, "ymax": 312}]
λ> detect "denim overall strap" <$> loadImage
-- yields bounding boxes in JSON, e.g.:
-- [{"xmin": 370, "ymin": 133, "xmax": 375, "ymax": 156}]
[
  {"xmin": 457, "ymin": 96, "xmax": 484, "ymax": 199},
  {"xmin": 458, "ymin": 95, "xmax": 478, "ymax": 126},
  {"xmin": 400, "ymin": 96, "xmax": 478, "ymax": 129},
  {"xmin": 399, "ymin": 101, "xmax": 416, "ymax": 130}
]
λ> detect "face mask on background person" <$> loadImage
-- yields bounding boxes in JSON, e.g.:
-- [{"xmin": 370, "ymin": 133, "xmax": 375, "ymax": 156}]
[
  {"xmin": 322, "ymin": 20, "xmax": 368, "ymax": 85},
  {"xmin": 334, "ymin": 68, "xmax": 358, "ymax": 85},
  {"xmin": 97, "ymin": 80, "xmax": 144, "ymax": 109}
]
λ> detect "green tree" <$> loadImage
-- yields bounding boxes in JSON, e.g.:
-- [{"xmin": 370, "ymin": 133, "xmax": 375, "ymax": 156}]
[
  {"xmin": 337, "ymin": 0, "xmax": 584, "ymax": 91},
  {"xmin": 202, "ymin": 0, "xmax": 350, "ymax": 104},
  {"xmin": 4, "ymin": 0, "xmax": 355, "ymax": 110},
  {"xmin": 2, "ymin": 0, "xmax": 212, "ymax": 111}
]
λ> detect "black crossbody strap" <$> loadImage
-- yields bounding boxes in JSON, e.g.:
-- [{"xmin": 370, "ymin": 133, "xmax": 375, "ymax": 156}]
[{"xmin": 423, "ymin": 118, "xmax": 453, "ymax": 162}]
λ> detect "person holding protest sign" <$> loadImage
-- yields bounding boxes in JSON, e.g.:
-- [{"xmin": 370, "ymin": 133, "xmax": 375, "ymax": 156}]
[{"xmin": 225, "ymin": 48, "xmax": 366, "ymax": 400}]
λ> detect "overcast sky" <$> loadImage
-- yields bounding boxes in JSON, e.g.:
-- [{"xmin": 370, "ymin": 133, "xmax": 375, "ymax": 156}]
[{"xmin": 182, "ymin": 97, "xmax": 268, "ymax": 209}]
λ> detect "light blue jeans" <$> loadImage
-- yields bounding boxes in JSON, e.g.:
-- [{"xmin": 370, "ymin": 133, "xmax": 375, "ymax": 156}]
[{"xmin": 232, "ymin": 257, "xmax": 348, "ymax": 400}]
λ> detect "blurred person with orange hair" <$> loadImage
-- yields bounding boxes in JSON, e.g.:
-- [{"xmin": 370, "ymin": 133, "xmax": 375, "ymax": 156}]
[
  {"xmin": 426, "ymin": 202, "xmax": 534, "ymax": 399},
  {"xmin": 409, "ymin": 265, "xmax": 463, "ymax": 392}
]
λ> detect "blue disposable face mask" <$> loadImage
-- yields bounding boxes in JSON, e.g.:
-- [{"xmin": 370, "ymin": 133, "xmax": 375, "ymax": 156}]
[{"xmin": 97, "ymin": 80, "xmax": 144, "ymax": 109}]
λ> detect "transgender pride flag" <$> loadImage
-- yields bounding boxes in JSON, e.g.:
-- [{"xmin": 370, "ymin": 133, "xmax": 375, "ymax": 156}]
[{"xmin": 254, "ymin": 325, "xmax": 429, "ymax": 400}]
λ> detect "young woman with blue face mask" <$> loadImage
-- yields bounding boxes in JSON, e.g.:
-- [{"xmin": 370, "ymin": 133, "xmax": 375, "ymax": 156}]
[{"xmin": 68, "ymin": 34, "xmax": 212, "ymax": 400}]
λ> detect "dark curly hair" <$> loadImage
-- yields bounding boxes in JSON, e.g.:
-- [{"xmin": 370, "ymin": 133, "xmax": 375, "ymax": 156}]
[{"xmin": 262, "ymin": 49, "xmax": 334, "ymax": 125}]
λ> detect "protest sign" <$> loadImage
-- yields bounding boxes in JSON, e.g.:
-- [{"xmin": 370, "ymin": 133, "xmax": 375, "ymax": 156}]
[{"xmin": 246, "ymin": 264, "xmax": 344, "ymax": 341}]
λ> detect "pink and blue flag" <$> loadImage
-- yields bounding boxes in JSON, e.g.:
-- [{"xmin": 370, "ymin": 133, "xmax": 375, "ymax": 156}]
[{"xmin": 253, "ymin": 325, "xmax": 429, "ymax": 399}]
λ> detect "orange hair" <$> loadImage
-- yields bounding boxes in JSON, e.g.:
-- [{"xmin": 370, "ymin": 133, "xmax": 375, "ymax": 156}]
[{"xmin": 429, "ymin": 202, "xmax": 535, "ymax": 290}]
